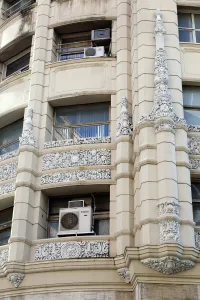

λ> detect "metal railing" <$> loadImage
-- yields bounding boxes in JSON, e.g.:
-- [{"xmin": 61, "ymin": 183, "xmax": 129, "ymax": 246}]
[
  {"xmin": 6, "ymin": 64, "xmax": 29, "ymax": 79},
  {"xmin": 2, "ymin": 0, "xmax": 35, "ymax": 18}
]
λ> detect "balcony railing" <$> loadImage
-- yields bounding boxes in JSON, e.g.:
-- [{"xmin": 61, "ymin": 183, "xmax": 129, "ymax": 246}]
[
  {"xmin": 2, "ymin": 0, "xmax": 35, "ymax": 18},
  {"xmin": 5, "ymin": 65, "xmax": 29, "ymax": 80}
]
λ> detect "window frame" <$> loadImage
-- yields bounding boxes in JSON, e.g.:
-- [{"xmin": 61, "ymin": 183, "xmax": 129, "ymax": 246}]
[
  {"xmin": 182, "ymin": 85, "xmax": 200, "ymax": 125},
  {"xmin": 53, "ymin": 102, "xmax": 110, "ymax": 141},
  {"xmin": 3, "ymin": 48, "xmax": 31, "ymax": 81},
  {"xmin": 178, "ymin": 11, "xmax": 200, "ymax": 43}
]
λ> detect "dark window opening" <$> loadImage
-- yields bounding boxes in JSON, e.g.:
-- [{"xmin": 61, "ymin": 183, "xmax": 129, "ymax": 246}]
[
  {"xmin": 0, "ymin": 207, "xmax": 13, "ymax": 246},
  {"xmin": 6, "ymin": 53, "xmax": 30, "ymax": 77},
  {"xmin": 192, "ymin": 182, "xmax": 200, "ymax": 226}
]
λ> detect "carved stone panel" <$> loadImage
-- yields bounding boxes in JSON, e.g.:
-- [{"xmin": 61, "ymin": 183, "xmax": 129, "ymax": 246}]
[
  {"xmin": 0, "ymin": 161, "xmax": 17, "ymax": 182},
  {"xmin": 160, "ymin": 220, "xmax": 180, "ymax": 244},
  {"xmin": 0, "ymin": 181, "xmax": 15, "ymax": 195},
  {"xmin": 35, "ymin": 240, "xmax": 109, "ymax": 260},
  {"xmin": 188, "ymin": 137, "xmax": 200, "ymax": 155},
  {"xmin": 44, "ymin": 137, "xmax": 111, "ymax": 149},
  {"xmin": 0, "ymin": 249, "xmax": 8, "ymax": 266},
  {"xmin": 0, "ymin": 150, "xmax": 18, "ymax": 162},
  {"xmin": 190, "ymin": 159, "xmax": 200, "ymax": 169}
]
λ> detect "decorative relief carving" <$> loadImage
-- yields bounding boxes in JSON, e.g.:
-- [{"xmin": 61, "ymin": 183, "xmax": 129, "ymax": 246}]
[
  {"xmin": 7, "ymin": 273, "xmax": 25, "ymax": 288},
  {"xmin": 0, "ymin": 181, "xmax": 15, "ymax": 195},
  {"xmin": 35, "ymin": 241, "xmax": 109, "ymax": 260},
  {"xmin": 0, "ymin": 150, "xmax": 18, "ymax": 162},
  {"xmin": 117, "ymin": 268, "xmax": 130, "ymax": 284},
  {"xmin": 158, "ymin": 201, "xmax": 179, "ymax": 216},
  {"xmin": 116, "ymin": 97, "xmax": 133, "ymax": 137},
  {"xmin": 19, "ymin": 108, "xmax": 37, "ymax": 147},
  {"xmin": 188, "ymin": 125, "xmax": 200, "ymax": 132},
  {"xmin": 0, "ymin": 161, "xmax": 17, "ymax": 182},
  {"xmin": 188, "ymin": 137, "xmax": 200, "ymax": 154},
  {"xmin": 41, "ymin": 169, "xmax": 111, "ymax": 185},
  {"xmin": 42, "ymin": 149, "xmax": 111, "ymax": 171},
  {"xmin": 189, "ymin": 159, "xmax": 200, "ymax": 169},
  {"xmin": 0, "ymin": 249, "xmax": 8, "ymax": 266},
  {"xmin": 44, "ymin": 137, "xmax": 111, "ymax": 149},
  {"xmin": 139, "ymin": 9, "xmax": 186, "ymax": 129},
  {"xmin": 160, "ymin": 220, "xmax": 180, "ymax": 244},
  {"xmin": 142, "ymin": 256, "xmax": 195, "ymax": 274},
  {"xmin": 195, "ymin": 231, "xmax": 200, "ymax": 250},
  {"xmin": 154, "ymin": 122, "xmax": 175, "ymax": 134}
]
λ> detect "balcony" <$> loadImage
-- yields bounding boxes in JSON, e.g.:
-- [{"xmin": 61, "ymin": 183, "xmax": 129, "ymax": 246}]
[{"xmin": 2, "ymin": 0, "xmax": 35, "ymax": 18}]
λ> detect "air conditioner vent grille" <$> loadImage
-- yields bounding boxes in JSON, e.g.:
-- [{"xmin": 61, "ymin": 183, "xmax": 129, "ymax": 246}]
[
  {"xmin": 61, "ymin": 213, "xmax": 79, "ymax": 230},
  {"xmin": 85, "ymin": 47, "xmax": 96, "ymax": 56}
]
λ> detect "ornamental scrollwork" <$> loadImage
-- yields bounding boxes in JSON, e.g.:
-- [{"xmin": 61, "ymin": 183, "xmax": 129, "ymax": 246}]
[
  {"xmin": 160, "ymin": 220, "xmax": 180, "ymax": 244},
  {"xmin": 154, "ymin": 122, "xmax": 175, "ymax": 134},
  {"xmin": 44, "ymin": 137, "xmax": 111, "ymax": 149},
  {"xmin": 116, "ymin": 97, "xmax": 133, "ymax": 137},
  {"xmin": 188, "ymin": 125, "xmax": 200, "ymax": 132},
  {"xmin": 42, "ymin": 149, "xmax": 111, "ymax": 171},
  {"xmin": 0, "ymin": 181, "xmax": 15, "ymax": 195},
  {"xmin": 195, "ymin": 231, "xmax": 200, "ymax": 250},
  {"xmin": 0, "ymin": 150, "xmax": 18, "ymax": 162},
  {"xmin": 35, "ymin": 241, "xmax": 109, "ymax": 260},
  {"xmin": 139, "ymin": 9, "xmax": 186, "ymax": 129},
  {"xmin": 189, "ymin": 159, "xmax": 200, "ymax": 169},
  {"xmin": 117, "ymin": 268, "xmax": 130, "ymax": 284},
  {"xmin": 188, "ymin": 137, "xmax": 200, "ymax": 155},
  {"xmin": 0, "ymin": 249, "xmax": 8, "ymax": 266},
  {"xmin": 41, "ymin": 169, "xmax": 111, "ymax": 185},
  {"xmin": 19, "ymin": 107, "xmax": 37, "ymax": 147},
  {"xmin": 7, "ymin": 273, "xmax": 25, "ymax": 288},
  {"xmin": 142, "ymin": 256, "xmax": 194, "ymax": 274},
  {"xmin": 157, "ymin": 201, "xmax": 179, "ymax": 216},
  {"xmin": 0, "ymin": 161, "xmax": 17, "ymax": 182}
]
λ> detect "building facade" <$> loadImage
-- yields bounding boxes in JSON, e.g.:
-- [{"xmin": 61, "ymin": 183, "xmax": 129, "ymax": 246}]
[{"xmin": 0, "ymin": 0, "xmax": 200, "ymax": 298}]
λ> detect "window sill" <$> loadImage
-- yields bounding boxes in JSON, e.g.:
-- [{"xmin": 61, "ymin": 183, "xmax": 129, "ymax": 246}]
[{"xmin": 0, "ymin": 69, "xmax": 31, "ymax": 88}]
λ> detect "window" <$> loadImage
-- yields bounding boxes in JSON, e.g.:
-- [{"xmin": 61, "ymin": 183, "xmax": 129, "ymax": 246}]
[
  {"xmin": 6, "ymin": 53, "xmax": 30, "ymax": 78},
  {"xmin": 0, "ymin": 207, "xmax": 13, "ymax": 246},
  {"xmin": 48, "ymin": 193, "xmax": 110, "ymax": 238},
  {"xmin": 183, "ymin": 86, "xmax": 200, "ymax": 125},
  {"xmin": 192, "ymin": 183, "xmax": 200, "ymax": 226},
  {"xmin": 53, "ymin": 103, "xmax": 110, "ymax": 141},
  {"xmin": 2, "ymin": 0, "xmax": 35, "ymax": 18},
  {"xmin": 0, "ymin": 120, "xmax": 23, "ymax": 156},
  {"xmin": 178, "ymin": 12, "xmax": 200, "ymax": 43}
]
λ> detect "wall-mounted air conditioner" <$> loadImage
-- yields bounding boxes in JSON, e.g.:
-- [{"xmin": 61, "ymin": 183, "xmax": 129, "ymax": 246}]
[
  {"xmin": 91, "ymin": 29, "xmax": 111, "ymax": 41},
  {"xmin": 57, "ymin": 205, "xmax": 92, "ymax": 236},
  {"xmin": 84, "ymin": 46, "xmax": 104, "ymax": 58}
]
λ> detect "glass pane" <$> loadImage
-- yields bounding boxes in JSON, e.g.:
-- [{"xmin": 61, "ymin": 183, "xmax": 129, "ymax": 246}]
[
  {"xmin": 184, "ymin": 109, "xmax": 200, "ymax": 125},
  {"xmin": 6, "ymin": 53, "xmax": 30, "ymax": 77},
  {"xmin": 48, "ymin": 221, "xmax": 59, "ymax": 238},
  {"xmin": 94, "ymin": 219, "xmax": 109, "ymax": 235},
  {"xmin": 0, "ymin": 141, "xmax": 19, "ymax": 156},
  {"xmin": 55, "ymin": 105, "xmax": 109, "ymax": 126},
  {"xmin": 196, "ymin": 31, "xmax": 200, "ymax": 43},
  {"xmin": 0, "ymin": 120, "xmax": 23, "ymax": 150},
  {"xmin": 0, "ymin": 207, "xmax": 13, "ymax": 225},
  {"xmin": 0, "ymin": 228, "xmax": 11, "ymax": 246},
  {"xmin": 193, "ymin": 203, "xmax": 200, "ymax": 226},
  {"xmin": 195, "ymin": 14, "xmax": 200, "ymax": 29},
  {"xmin": 183, "ymin": 87, "xmax": 200, "ymax": 107},
  {"xmin": 179, "ymin": 29, "xmax": 193, "ymax": 42},
  {"xmin": 60, "ymin": 53, "xmax": 84, "ymax": 61},
  {"xmin": 178, "ymin": 13, "xmax": 192, "ymax": 28},
  {"xmin": 192, "ymin": 183, "xmax": 200, "ymax": 199}
]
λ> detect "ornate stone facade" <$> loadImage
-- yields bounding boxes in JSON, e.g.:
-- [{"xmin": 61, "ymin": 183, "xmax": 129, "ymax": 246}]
[
  {"xmin": 139, "ymin": 9, "xmax": 186, "ymax": 128},
  {"xmin": 195, "ymin": 231, "xmax": 200, "ymax": 250},
  {"xmin": 0, "ymin": 150, "xmax": 18, "ymax": 162},
  {"xmin": 188, "ymin": 125, "xmax": 200, "ymax": 132},
  {"xmin": 41, "ymin": 169, "xmax": 111, "ymax": 185},
  {"xmin": 7, "ymin": 273, "xmax": 25, "ymax": 288},
  {"xmin": 19, "ymin": 108, "xmax": 37, "ymax": 147},
  {"xmin": 154, "ymin": 122, "xmax": 175, "ymax": 134},
  {"xmin": 116, "ymin": 97, "xmax": 133, "ymax": 137},
  {"xmin": 0, "ymin": 161, "xmax": 17, "ymax": 182},
  {"xmin": 189, "ymin": 159, "xmax": 200, "ymax": 169},
  {"xmin": 160, "ymin": 220, "xmax": 180, "ymax": 244},
  {"xmin": 142, "ymin": 256, "xmax": 195, "ymax": 275},
  {"xmin": 35, "ymin": 241, "xmax": 109, "ymax": 260},
  {"xmin": 117, "ymin": 268, "xmax": 131, "ymax": 284},
  {"xmin": 157, "ymin": 201, "xmax": 179, "ymax": 216},
  {"xmin": 0, "ymin": 181, "xmax": 15, "ymax": 195},
  {"xmin": 44, "ymin": 137, "xmax": 111, "ymax": 149},
  {"xmin": 42, "ymin": 149, "xmax": 111, "ymax": 170},
  {"xmin": 188, "ymin": 137, "xmax": 200, "ymax": 154},
  {"xmin": 0, "ymin": 249, "xmax": 8, "ymax": 266}
]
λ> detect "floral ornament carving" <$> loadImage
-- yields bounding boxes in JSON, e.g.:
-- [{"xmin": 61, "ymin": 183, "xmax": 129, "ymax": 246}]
[
  {"xmin": 44, "ymin": 137, "xmax": 111, "ymax": 149},
  {"xmin": 0, "ymin": 181, "xmax": 15, "ymax": 195},
  {"xmin": 117, "ymin": 268, "xmax": 130, "ymax": 284},
  {"xmin": 157, "ymin": 201, "xmax": 179, "ymax": 216},
  {"xmin": 41, "ymin": 169, "xmax": 111, "ymax": 185},
  {"xmin": 188, "ymin": 125, "xmax": 200, "ymax": 132},
  {"xmin": 19, "ymin": 107, "xmax": 37, "ymax": 147},
  {"xmin": 116, "ymin": 97, "xmax": 133, "ymax": 137},
  {"xmin": 142, "ymin": 256, "xmax": 194, "ymax": 275},
  {"xmin": 195, "ymin": 231, "xmax": 200, "ymax": 250},
  {"xmin": 154, "ymin": 122, "xmax": 175, "ymax": 134},
  {"xmin": 0, "ymin": 249, "xmax": 8, "ymax": 266},
  {"xmin": 7, "ymin": 273, "xmax": 25, "ymax": 288},
  {"xmin": 42, "ymin": 149, "xmax": 111, "ymax": 171},
  {"xmin": 139, "ymin": 9, "xmax": 186, "ymax": 128},
  {"xmin": 188, "ymin": 137, "xmax": 200, "ymax": 155},
  {"xmin": 35, "ymin": 241, "xmax": 109, "ymax": 260},
  {"xmin": 0, "ymin": 161, "xmax": 17, "ymax": 182},
  {"xmin": 0, "ymin": 150, "xmax": 18, "ymax": 162},
  {"xmin": 160, "ymin": 220, "xmax": 180, "ymax": 244},
  {"xmin": 189, "ymin": 159, "xmax": 200, "ymax": 169}
]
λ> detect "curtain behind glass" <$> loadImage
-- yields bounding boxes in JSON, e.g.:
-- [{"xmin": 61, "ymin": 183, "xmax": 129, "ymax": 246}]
[{"xmin": 0, "ymin": 120, "xmax": 23, "ymax": 155}]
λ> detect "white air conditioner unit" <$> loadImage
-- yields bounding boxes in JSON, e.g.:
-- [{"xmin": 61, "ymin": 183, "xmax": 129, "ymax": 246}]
[
  {"xmin": 84, "ymin": 46, "xmax": 104, "ymax": 58},
  {"xmin": 57, "ymin": 206, "xmax": 93, "ymax": 236}
]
